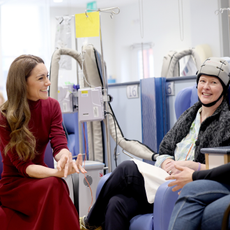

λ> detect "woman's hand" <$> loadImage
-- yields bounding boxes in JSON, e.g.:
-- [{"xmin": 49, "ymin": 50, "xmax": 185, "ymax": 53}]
[
  {"xmin": 56, "ymin": 149, "xmax": 87, "ymax": 178},
  {"xmin": 162, "ymin": 160, "xmax": 202, "ymax": 175},
  {"xmin": 26, "ymin": 153, "xmax": 87, "ymax": 179},
  {"xmin": 162, "ymin": 159, "xmax": 184, "ymax": 175},
  {"xmin": 173, "ymin": 161, "xmax": 204, "ymax": 171},
  {"xmin": 161, "ymin": 159, "xmax": 175, "ymax": 174},
  {"xmin": 75, "ymin": 154, "xmax": 87, "ymax": 175},
  {"xmin": 165, "ymin": 165, "xmax": 194, "ymax": 192}
]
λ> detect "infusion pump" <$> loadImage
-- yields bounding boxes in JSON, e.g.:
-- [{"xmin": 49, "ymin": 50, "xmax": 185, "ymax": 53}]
[{"xmin": 58, "ymin": 85, "xmax": 105, "ymax": 122}]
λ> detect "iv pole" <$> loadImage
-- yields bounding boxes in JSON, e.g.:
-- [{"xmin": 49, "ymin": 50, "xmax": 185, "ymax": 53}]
[
  {"xmin": 84, "ymin": 7, "xmax": 120, "ymax": 172},
  {"xmin": 214, "ymin": 7, "xmax": 230, "ymax": 57}
]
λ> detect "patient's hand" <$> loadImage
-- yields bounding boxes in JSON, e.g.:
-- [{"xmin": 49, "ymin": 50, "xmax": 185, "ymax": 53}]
[
  {"xmin": 165, "ymin": 160, "xmax": 200, "ymax": 175},
  {"xmin": 162, "ymin": 160, "xmax": 184, "ymax": 175},
  {"xmin": 161, "ymin": 159, "xmax": 175, "ymax": 174}
]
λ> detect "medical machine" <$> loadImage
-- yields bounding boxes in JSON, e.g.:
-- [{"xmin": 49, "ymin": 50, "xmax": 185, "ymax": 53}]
[
  {"xmin": 78, "ymin": 87, "xmax": 104, "ymax": 122},
  {"xmin": 78, "ymin": 161, "xmax": 104, "ymax": 216},
  {"xmin": 49, "ymin": 7, "xmax": 159, "ymax": 215},
  {"xmin": 58, "ymin": 84, "xmax": 79, "ymax": 113},
  {"xmin": 50, "ymin": 45, "xmax": 157, "ymax": 168}
]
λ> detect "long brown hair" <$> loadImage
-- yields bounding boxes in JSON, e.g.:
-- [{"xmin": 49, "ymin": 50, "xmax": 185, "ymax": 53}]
[{"xmin": 1, "ymin": 54, "xmax": 44, "ymax": 160}]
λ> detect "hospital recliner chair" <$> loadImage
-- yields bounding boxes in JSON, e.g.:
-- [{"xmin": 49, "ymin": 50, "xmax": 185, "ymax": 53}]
[
  {"xmin": 95, "ymin": 84, "xmax": 199, "ymax": 230},
  {"xmin": 96, "ymin": 174, "xmax": 179, "ymax": 230},
  {"xmin": 176, "ymin": 84, "xmax": 230, "ymax": 230}
]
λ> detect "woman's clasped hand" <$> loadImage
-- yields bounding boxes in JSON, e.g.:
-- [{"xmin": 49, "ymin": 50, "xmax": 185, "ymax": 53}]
[{"xmin": 56, "ymin": 150, "xmax": 87, "ymax": 178}]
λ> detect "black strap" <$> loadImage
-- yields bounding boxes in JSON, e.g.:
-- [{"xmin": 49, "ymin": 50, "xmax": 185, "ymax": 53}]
[{"xmin": 198, "ymin": 92, "xmax": 224, "ymax": 107}]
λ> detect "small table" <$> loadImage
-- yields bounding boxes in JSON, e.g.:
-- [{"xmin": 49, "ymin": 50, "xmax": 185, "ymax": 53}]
[{"xmin": 200, "ymin": 146, "xmax": 230, "ymax": 169}]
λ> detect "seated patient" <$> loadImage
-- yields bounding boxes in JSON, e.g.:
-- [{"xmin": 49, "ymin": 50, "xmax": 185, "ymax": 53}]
[
  {"xmin": 80, "ymin": 57, "xmax": 230, "ymax": 230},
  {"xmin": 167, "ymin": 60, "xmax": 230, "ymax": 230},
  {"xmin": 0, "ymin": 54, "xmax": 86, "ymax": 230}
]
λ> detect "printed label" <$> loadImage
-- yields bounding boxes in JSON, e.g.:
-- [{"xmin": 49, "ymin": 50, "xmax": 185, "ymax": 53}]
[{"xmin": 81, "ymin": 90, "xmax": 88, "ymax": 97}]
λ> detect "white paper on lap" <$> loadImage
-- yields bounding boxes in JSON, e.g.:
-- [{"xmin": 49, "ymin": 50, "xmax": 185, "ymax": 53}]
[{"xmin": 131, "ymin": 159, "xmax": 169, "ymax": 204}]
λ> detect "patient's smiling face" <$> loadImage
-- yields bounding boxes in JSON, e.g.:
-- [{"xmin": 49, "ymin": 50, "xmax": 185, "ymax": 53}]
[{"xmin": 197, "ymin": 75, "xmax": 223, "ymax": 106}]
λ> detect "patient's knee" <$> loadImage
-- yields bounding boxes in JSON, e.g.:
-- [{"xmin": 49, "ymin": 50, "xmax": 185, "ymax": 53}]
[
  {"xmin": 114, "ymin": 160, "xmax": 137, "ymax": 175},
  {"xmin": 106, "ymin": 195, "xmax": 127, "ymax": 216}
]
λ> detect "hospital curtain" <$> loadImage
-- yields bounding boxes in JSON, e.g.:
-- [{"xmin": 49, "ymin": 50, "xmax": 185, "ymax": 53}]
[{"xmin": 141, "ymin": 77, "xmax": 169, "ymax": 159}]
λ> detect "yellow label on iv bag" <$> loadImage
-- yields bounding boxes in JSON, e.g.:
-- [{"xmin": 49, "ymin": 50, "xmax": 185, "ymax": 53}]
[{"xmin": 75, "ymin": 12, "xmax": 100, "ymax": 38}]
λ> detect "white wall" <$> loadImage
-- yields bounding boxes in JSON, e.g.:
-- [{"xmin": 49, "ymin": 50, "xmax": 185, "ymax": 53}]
[
  {"xmin": 112, "ymin": 0, "xmax": 221, "ymax": 83},
  {"xmin": 189, "ymin": 0, "xmax": 221, "ymax": 56},
  {"xmin": 49, "ymin": 0, "xmax": 222, "ymax": 84}
]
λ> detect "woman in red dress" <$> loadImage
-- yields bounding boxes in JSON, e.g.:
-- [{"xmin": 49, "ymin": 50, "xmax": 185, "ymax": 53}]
[{"xmin": 0, "ymin": 54, "xmax": 86, "ymax": 230}]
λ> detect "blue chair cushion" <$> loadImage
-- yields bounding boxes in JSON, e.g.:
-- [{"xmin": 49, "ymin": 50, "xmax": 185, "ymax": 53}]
[
  {"xmin": 63, "ymin": 113, "xmax": 78, "ymax": 134},
  {"xmin": 190, "ymin": 84, "xmax": 198, "ymax": 106},
  {"xmin": 174, "ymin": 86, "xmax": 192, "ymax": 119},
  {"xmin": 43, "ymin": 141, "xmax": 54, "ymax": 168},
  {"xmin": 67, "ymin": 134, "xmax": 76, "ymax": 156},
  {"xmin": 175, "ymin": 84, "xmax": 198, "ymax": 119},
  {"xmin": 130, "ymin": 213, "xmax": 153, "ymax": 230},
  {"xmin": 153, "ymin": 180, "xmax": 179, "ymax": 230}
]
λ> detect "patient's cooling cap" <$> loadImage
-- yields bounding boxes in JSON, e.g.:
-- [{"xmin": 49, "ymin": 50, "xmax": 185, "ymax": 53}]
[{"xmin": 197, "ymin": 57, "xmax": 230, "ymax": 88}]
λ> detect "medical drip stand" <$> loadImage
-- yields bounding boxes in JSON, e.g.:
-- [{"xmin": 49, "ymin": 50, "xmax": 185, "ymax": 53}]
[{"xmin": 81, "ymin": 7, "xmax": 120, "ymax": 173}]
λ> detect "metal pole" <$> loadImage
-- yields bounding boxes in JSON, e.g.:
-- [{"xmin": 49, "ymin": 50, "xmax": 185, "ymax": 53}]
[
  {"xmin": 99, "ymin": 13, "xmax": 112, "ymax": 172},
  {"xmin": 73, "ymin": 14, "xmax": 83, "ymax": 154}
]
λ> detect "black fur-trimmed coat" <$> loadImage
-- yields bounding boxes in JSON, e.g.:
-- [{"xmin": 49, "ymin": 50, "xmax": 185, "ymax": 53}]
[{"xmin": 159, "ymin": 99, "xmax": 230, "ymax": 164}]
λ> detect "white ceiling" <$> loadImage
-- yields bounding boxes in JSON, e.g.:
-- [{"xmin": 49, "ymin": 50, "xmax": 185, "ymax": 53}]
[
  {"xmin": 0, "ymin": 0, "xmax": 134, "ymax": 8},
  {"xmin": 49, "ymin": 0, "xmax": 134, "ymax": 8}
]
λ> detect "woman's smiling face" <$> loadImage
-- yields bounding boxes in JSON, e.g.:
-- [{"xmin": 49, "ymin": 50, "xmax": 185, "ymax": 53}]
[
  {"xmin": 26, "ymin": 63, "xmax": 51, "ymax": 101},
  {"xmin": 197, "ymin": 75, "xmax": 223, "ymax": 106}
]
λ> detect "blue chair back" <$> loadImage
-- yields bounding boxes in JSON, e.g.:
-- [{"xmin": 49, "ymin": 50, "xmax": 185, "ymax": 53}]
[
  {"xmin": 62, "ymin": 112, "xmax": 80, "ymax": 157},
  {"xmin": 175, "ymin": 85, "xmax": 198, "ymax": 119},
  {"xmin": 44, "ymin": 141, "xmax": 54, "ymax": 168},
  {"xmin": 62, "ymin": 112, "xmax": 88, "ymax": 158}
]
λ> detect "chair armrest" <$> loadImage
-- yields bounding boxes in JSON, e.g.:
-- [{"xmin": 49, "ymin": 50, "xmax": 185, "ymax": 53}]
[
  {"xmin": 154, "ymin": 180, "xmax": 179, "ymax": 230},
  {"xmin": 200, "ymin": 146, "xmax": 230, "ymax": 169},
  {"xmin": 96, "ymin": 173, "xmax": 112, "ymax": 198},
  {"xmin": 129, "ymin": 213, "xmax": 153, "ymax": 230},
  {"xmin": 200, "ymin": 146, "xmax": 230, "ymax": 155}
]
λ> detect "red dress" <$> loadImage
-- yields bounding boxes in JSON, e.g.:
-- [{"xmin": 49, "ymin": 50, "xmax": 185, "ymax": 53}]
[{"xmin": 0, "ymin": 98, "xmax": 80, "ymax": 230}]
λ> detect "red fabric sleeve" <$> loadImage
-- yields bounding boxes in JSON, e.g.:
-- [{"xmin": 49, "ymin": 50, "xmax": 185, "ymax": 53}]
[{"xmin": 0, "ymin": 115, "xmax": 34, "ymax": 177}]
